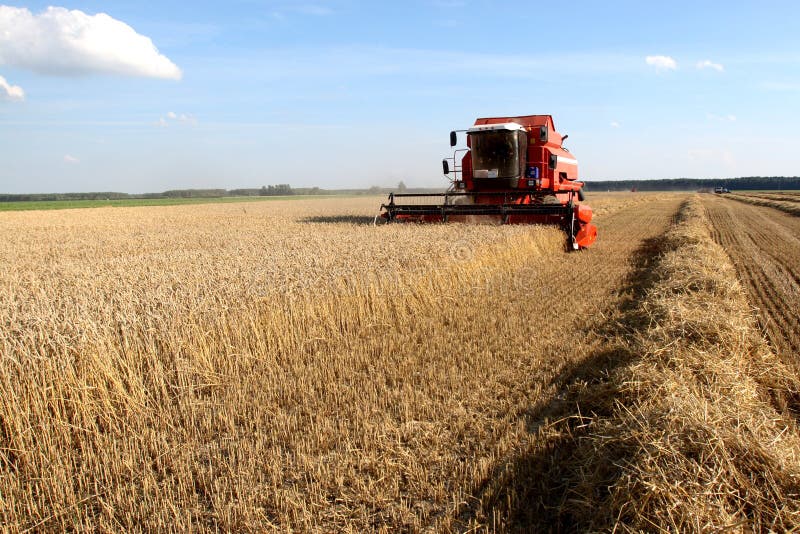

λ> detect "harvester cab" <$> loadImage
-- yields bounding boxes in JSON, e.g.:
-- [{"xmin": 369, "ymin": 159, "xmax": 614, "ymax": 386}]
[{"xmin": 379, "ymin": 114, "xmax": 598, "ymax": 250}]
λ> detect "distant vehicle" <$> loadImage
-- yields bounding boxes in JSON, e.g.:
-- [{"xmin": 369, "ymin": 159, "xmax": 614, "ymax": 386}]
[{"xmin": 714, "ymin": 187, "xmax": 730, "ymax": 194}]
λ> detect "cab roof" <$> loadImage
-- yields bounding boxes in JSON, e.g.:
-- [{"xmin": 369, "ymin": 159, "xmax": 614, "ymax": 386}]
[
  {"xmin": 473, "ymin": 115, "xmax": 556, "ymax": 130},
  {"xmin": 467, "ymin": 122, "xmax": 526, "ymax": 134}
]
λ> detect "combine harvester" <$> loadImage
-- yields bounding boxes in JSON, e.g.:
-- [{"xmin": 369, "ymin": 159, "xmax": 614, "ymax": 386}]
[{"xmin": 379, "ymin": 115, "xmax": 597, "ymax": 250}]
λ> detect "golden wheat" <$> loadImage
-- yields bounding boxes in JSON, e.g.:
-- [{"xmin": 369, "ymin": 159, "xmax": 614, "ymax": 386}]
[{"xmin": 10, "ymin": 192, "xmax": 785, "ymax": 532}]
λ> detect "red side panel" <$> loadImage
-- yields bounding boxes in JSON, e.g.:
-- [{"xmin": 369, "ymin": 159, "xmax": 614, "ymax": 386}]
[{"xmin": 576, "ymin": 204, "xmax": 593, "ymax": 223}]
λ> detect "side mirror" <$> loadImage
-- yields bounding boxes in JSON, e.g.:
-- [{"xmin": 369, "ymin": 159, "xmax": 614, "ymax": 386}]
[
  {"xmin": 449, "ymin": 131, "xmax": 457, "ymax": 147},
  {"xmin": 442, "ymin": 159, "xmax": 450, "ymax": 175}
]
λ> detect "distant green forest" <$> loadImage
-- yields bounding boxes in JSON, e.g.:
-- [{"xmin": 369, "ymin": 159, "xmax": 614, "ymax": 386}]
[
  {"xmin": 0, "ymin": 184, "xmax": 308, "ymax": 202},
  {"xmin": 1, "ymin": 176, "xmax": 798, "ymax": 206},
  {"xmin": 0, "ymin": 183, "xmax": 425, "ymax": 203},
  {"xmin": 584, "ymin": 176, "xmax": 800, "ymax": 192}
]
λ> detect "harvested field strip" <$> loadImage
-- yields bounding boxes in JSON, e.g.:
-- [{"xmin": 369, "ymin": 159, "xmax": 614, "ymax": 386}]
[
  {"xmin": 705, "ymin": 196, "xmax": 800, "ymax": 361},
  {"xmin": 730, "ymin": 193, "xmax": 800, "ymax": 217},
  {"xmin": 1, "ymin": 194, "xmax": 685, "ymax": 531},
  {"xmin": 740, "ymin": 192, "xmax": 800, "ymax": 203},
  {"xmin": 475, "ymin": 196, "xmax": 800, "ymax": 531}
]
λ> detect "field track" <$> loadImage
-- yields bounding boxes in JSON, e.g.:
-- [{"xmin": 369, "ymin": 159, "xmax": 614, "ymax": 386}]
[
  {"xmin": 0, "ymin": 193, "xmax": 690, "ymax": 531},
  {"xmin": 705, "ymin": 195, "xmax": 800, "ymax": 362},
  {"xmin": 449, "ymin": 193, "xmax": 688, "ymax": 528}
]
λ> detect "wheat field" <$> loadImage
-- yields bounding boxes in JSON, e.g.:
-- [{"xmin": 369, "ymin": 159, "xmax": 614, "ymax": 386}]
[{"xmin": 2, "ymin": 192, "xmax": 799, "ymax": 532}]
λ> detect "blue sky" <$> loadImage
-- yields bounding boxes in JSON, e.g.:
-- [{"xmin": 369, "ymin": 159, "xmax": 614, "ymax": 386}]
[{"xmin": 0, "ymin": 1, "xmax": 799, "ymax": 193}]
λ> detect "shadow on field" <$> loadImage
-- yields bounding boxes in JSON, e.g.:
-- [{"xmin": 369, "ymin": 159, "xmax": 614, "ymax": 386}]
[
  {"xmin": 456, "ymin": 229, "xmax": 674, "ymax": 532},
  {"xmin": 300, "ymin": 215, "xmax": 376, "ymax": 225}
]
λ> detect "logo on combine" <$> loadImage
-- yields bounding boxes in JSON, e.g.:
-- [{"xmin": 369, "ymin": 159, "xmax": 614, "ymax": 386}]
[{"xmin": 449, "ymin": 239, "xmax": 474, "ymax": 262}]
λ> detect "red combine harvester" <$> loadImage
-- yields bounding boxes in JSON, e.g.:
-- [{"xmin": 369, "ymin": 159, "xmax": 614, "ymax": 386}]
[{"xmin": 379, "ymin": 114, "xmax": 597, "ymax": 250}]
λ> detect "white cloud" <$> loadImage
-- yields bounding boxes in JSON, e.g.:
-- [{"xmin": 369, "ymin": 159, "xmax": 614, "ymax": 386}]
[
  {"xmin": 645, "ymin": 55, "xmax": 677, "ymax": 71},
  {"xmin": 270, "ymin": 11, "xmax": 287, "ymax": 23},
  {"xmin": 270, "ymin": 5, "xmax": 333, "ymax": 21},
  {"xmin": 707, "ymin": 112, "xmax": 736, "ymax": 122},
  {"xmin": 294, "ymin": 5, "xmax": 333, "ymax": 16},
  {"xmin": 243, "ymin": 48, "xmax": 639, "ymax": 83},
  {"xmin": 696, "ymin": 59, "xmax": 724, "ymax": 72},
  {"xmin": 178, "ymin": 113, "xmax": 197, "ymax": 125},
  {"xmin": 0, "ymin": 74, "xmax": 24, "ymax": 100},
  {"xmin": 63, "ymin": 154, "xmax": 80, "ymax": 164},
  {"xmin": 0, "ymin": 6, "xmax": 181, "ymax": 80},
  {"xmin": 156, "ymin": 112, "xmax": 197, "ymax": 127},
  {"xmin": 610, "ymin": 121, "xmax": 620, "ymax": 128}
]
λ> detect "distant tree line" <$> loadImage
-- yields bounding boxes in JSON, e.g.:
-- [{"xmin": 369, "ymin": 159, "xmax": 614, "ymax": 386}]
[
  {"xmin": 0, "ymin": 192, "xmax": 133, "ymax": 202},
  {"xmin": 0, "ymin": 183, "xmax": 433, "ymax": 202},
  {"xmin": 7, "ymin": 176, "xmax": 795, "ymax": 202},
  {"xmin": 584, "ymin": 176, "xmax": 800, "ymax": 192},
  {"xmin": 0, "ymin": 184, "xmax": 304, "ymax": 202}
]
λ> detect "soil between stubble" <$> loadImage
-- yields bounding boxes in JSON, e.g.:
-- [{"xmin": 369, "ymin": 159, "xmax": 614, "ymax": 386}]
[{"xmin": 705, "ymin": 195, "xmax": 800, "ymax": 364}]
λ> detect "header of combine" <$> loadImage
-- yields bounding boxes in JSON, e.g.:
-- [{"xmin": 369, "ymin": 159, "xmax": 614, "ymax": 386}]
[{"xmin": 379, "ymin": 114, "xmax": 598, "ymax": 250}]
